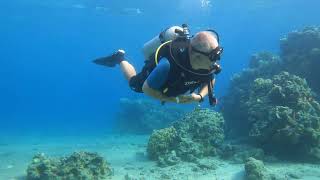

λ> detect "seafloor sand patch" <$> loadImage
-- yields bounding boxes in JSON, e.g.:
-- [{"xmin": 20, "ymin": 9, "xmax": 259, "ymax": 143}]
[{"xmin": 0, "ymin": 134, "xmax": 320, "ymax": 180}]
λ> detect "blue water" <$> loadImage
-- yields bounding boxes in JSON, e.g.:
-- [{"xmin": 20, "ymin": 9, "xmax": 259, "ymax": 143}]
[{"xmin": 1, "ymin": 0, "xmax": 320, "ymax": 135}]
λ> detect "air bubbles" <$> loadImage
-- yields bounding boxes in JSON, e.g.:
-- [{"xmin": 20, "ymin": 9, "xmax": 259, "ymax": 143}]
[
  {"xmin": 72, "ymin": 4, "xmax": 86, "ymax": 9},
  {"xmin": 201, "ymin": 0, "xmax": 212, "ymax": 8}
]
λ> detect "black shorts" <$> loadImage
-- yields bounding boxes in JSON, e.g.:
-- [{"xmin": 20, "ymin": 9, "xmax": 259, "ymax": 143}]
[
  {"xmin": 129, "ymin": 60, "xmax": 155, "ymax": 93},
  {"xmin": 129, "ymin": 72, "xmax": 147, "ymax": 93}
]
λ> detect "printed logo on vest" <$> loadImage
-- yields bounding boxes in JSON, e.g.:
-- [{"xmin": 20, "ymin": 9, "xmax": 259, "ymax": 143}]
[{"xmin": 184, "ymin": 81, "xmax": 199, "ymax": 86}]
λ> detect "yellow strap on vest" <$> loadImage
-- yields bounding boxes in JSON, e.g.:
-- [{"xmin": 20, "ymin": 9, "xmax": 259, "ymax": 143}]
[{"xmin": 155, "ymin": 40, "xmax": 172, "ymax": 65}]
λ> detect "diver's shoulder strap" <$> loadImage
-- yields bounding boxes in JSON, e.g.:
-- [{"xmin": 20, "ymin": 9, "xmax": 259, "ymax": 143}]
[{"xmin": 155, "ymin": 40, "xmax": 172, "ymax": 65}]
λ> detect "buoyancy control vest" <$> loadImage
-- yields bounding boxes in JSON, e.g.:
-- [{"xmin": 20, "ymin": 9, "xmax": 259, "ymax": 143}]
[{"xmin": 153, "ymin": 40, "xmax": 213, "ymax": 97}]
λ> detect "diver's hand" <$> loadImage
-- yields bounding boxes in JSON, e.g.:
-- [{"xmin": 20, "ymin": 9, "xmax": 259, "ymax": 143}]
[{"xmin": 177, "ymin": 93, "xmax": 202, "ymax": 104}]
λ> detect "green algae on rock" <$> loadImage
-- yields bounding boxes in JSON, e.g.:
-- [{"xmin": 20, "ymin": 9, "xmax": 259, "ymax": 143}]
[
  {"xmin": 147, "ymin": 108, "xmax": 225, "ymax": 167},
  {"xmin": 245, "ymin": 157, "xmax": 270, "ymax": 180},
  {"xmin": 26, "ymin": 151, "xmax": 113, "ymax": 180},
  {"xmin": 147, "ymin": 127, "xmax": 179, "ymax": 161},
  {"xmin": 173, "ymin": 108, "xmax": 225, "ymax": 159}
]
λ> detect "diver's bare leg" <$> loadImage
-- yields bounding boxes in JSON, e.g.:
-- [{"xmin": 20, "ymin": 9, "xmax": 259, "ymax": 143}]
[{"xmin": 120, "ymin": 60, "xmax": 136, "ymax": 81}]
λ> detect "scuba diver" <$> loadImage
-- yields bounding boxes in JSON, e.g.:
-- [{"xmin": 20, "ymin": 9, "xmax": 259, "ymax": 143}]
[{"xmin": 93, "ymin": 24, "xmax": 223, "ymax": 105}]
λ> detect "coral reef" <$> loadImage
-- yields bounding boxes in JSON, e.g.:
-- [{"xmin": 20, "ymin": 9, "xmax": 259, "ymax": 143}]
[
  {"xmin": 224, "ymin": 71, "xmax": 320, "ymax": 160},
  {"xmin": 223, "ymin": 27, "xmax": 320, "ymax": 137},
  {"xmin": 147, "ymin": 108, "xmax": 224, "ymax": 167},
  {"xmin": 26, "ymin": 151, "xmax": 112, "ymax": 180},
  {"xmin": 147, "ymin": 127, "xmax": 180, "ymax": 164},
  {"xmin": 116, "ymin": 98, "xmax": 185, "ymax": 134},
  {"xmin": 280, "ymin": 26, "xmax": 320, "ymax": 94},
  {"xmin": 222, "ymin": 26, "xmax": 320, "ymax": 162},
  {"xmin": 247, "ymin": 72, "xmax": 320, "ymax": 160},
  {"xmin": 222, "ymin": 52, "xmax": 282, "ymax": 137}
]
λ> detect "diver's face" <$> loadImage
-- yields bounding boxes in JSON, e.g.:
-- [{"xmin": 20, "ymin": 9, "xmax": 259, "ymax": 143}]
[{"xmin": 189, "ymin": 46, "xmax": 212, "ymax": 70}]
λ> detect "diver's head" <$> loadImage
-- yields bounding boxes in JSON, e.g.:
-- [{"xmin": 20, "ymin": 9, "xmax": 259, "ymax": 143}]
[{"xmin": 189, "ymin": 31, "xmax": 222, "ymax": 71}]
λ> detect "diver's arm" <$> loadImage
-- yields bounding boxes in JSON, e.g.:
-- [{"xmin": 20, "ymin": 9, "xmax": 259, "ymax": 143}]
[
  {"xmin": 142, "ymin": 58, "xmax": 177, "ymax": 102},
  {"xmin": 198, "ymin": 78, "xmax": 215, "ymax": 98},
  {"xmin": 142, "ymin": 81, "xmax": 177, "ymax": 102}
]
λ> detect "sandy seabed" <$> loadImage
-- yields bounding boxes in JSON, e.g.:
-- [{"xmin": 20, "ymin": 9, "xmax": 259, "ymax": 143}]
[{"xmin": 0, "ymin": 134, "xmax": 320, "ymax": 180}]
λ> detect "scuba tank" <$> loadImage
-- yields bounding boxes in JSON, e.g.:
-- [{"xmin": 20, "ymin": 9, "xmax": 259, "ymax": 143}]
[{"xmin": 142, "ymin": 26, "xmax": 183, "ymax": 61}]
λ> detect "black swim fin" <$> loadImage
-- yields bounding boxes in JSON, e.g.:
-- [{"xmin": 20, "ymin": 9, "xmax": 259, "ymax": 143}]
[{"xmin": 93, "ymin": 49, "xmax": 125, "ymax": 67}]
